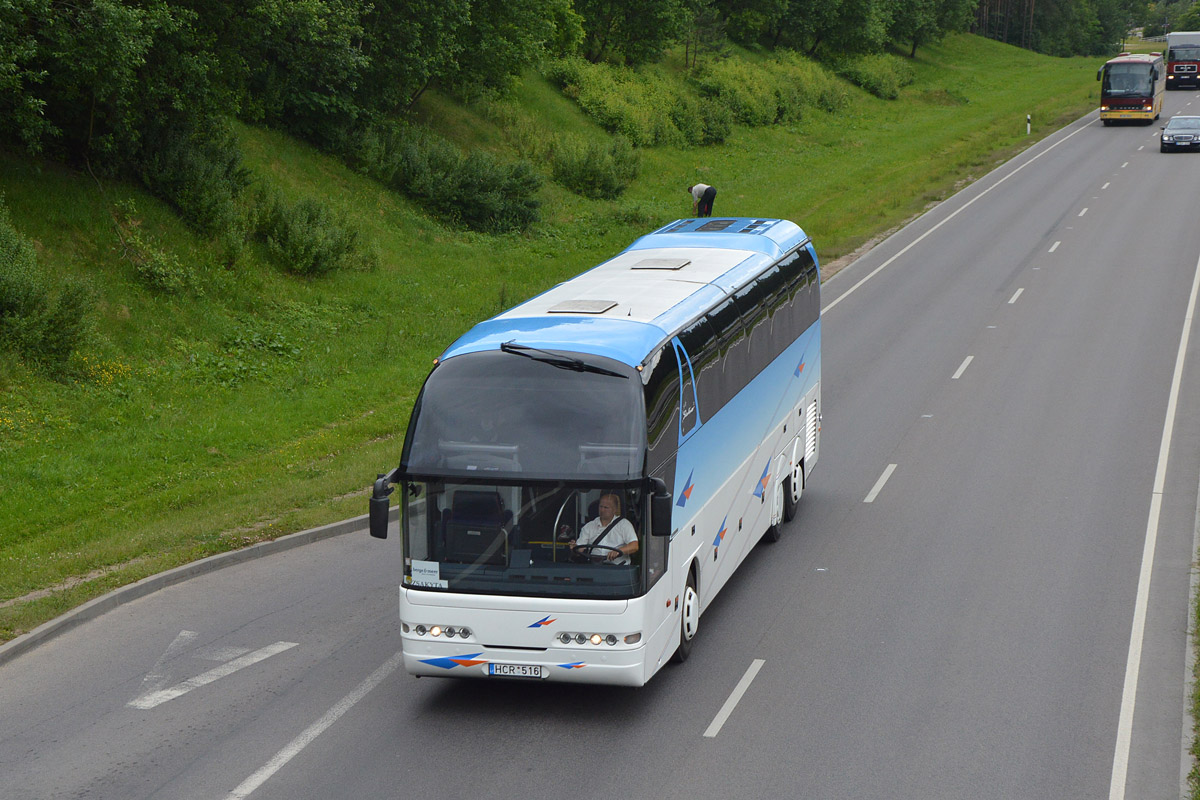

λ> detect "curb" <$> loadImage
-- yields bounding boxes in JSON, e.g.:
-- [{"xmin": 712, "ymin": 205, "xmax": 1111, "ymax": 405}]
[{"xmin": 0, "ymin": 507, "xmax": 397, "ymax": 668}]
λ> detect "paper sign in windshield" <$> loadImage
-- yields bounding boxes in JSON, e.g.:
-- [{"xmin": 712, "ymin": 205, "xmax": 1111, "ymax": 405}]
[{"xmin": 409, "ymin": 560, "xmax": 448, "ymax": 588}]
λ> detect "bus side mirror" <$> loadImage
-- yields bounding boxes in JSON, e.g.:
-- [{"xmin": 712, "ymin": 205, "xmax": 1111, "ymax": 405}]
[
  {"xmin": 369, "ymin": 470, "xmax": 398, "ymax": 539},
  {"xmin": 650, "ymin": 478, "xmax": 672, "ymax": 537},
  {"xmin": 1097, "ymin": 69, "xmax": 1102, "ymax": 81}
]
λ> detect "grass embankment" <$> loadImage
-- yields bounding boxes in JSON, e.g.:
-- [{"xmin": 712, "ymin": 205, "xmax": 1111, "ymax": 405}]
[{"xmin": 0, "ymin": 33, "xmax": 1099, "ymax": 641}]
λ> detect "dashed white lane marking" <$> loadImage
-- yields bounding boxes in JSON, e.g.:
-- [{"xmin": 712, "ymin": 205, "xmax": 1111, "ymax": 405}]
[
  {"xmin": 226, "ymin": 651, "xmax": 404, "ymax": 799},
  {"xmin": 821, "ymin": 122, "xmax": 1093, "ymax": 314},
  {"xmin": 1008, "ymin": 288, "xmax": 1024, "ymax": 304},
  {"xmin": 1049, "ymin": 241, "xmax": 1061, "ymax": 253},
  {"xmin": 704, "ymin": 659, "xmax": 766, "ymax": 738},
  {"xmin": 1079, "ymin": 208, "xmax": 1089, "ymax": 217},
  {"xmin": 951, "ymin": 356, "xmax": 974, "ymax": 380},
  {"xmin": 864, "ymin": 464, "xmax": 897, "ymax": 503}
]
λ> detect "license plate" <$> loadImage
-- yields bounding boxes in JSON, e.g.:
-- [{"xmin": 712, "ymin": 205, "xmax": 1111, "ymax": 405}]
[{"xmin": 488, "ymin": 662, "xmax": 546, "ymax": 679}]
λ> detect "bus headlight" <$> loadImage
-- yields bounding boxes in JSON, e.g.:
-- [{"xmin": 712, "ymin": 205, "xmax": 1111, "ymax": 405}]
[
  {"xmin": 407, "ymin": 622, "xmax": 472, "ymax": 639},
  {"xmin": 557, "ymin": 631, "xmax": 635, "ymax": 646}
]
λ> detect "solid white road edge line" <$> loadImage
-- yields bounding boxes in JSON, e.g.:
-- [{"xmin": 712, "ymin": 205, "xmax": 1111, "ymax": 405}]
[
  {"xmin": 864, "ymin": 464, "xmax": 897, "ymax": 504},
  {"xmin": 821, "ymin": 121, "xmax": 1094, "ymax": 315},
  {"xmin": 1182, "ymin": 470, "xmax": 1200, "ymax": 796},
  {"xmin": 225, "ymin": 650, "xmax": 404, "ymax": 800},
  {"xmin": 704, "ymin": 659, "xmax": 766, "ymax": 738},
  {"xmin": 1108, "ymin": 245, "xmax": 1200, "ymax": 800}
]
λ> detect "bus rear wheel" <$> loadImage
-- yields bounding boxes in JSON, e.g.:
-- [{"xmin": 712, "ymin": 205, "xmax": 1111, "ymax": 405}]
[
  {"xmin": 783, "ymin": 465, "xmax": 802, "ymax": 523},
  {"xmin": 671, "ymin": 572, "xmax": 699, "ymax": 663}
]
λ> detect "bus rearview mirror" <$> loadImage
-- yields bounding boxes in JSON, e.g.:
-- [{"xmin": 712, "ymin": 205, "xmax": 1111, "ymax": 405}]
[
  {"xmin": 650, "ymin": 478, "xmax": 672, "ymax": 537},
  {"xmin": 369, "ymin": 472, "xmax": 395, "ymax": 539}
]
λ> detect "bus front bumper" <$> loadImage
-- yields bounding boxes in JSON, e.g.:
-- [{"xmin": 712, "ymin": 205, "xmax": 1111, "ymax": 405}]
[
  {"xmin": 402, "ymin": 642, "xmax": 650, "ymax": 686},
  {"xmin": 1100, "ymin": 109, "xmax": 1156, "ymax": 121}
]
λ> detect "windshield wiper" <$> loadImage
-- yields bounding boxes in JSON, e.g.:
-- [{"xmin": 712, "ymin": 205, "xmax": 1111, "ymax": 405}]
[{"xmin": 500, "ymin": 341, "xmax": 628, "ymax": 379}]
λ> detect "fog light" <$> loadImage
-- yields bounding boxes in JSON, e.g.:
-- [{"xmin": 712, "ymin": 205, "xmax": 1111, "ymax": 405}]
[
  {"xmin": 606, "ymin": 634, "xmax": 617, "ymax": 646},
  {"xmin": 559, "ymin": 632, "xmax": 572, "ymax": 644},
  {"xmin": 575, "ymin": 633, "xmax": 586, "ymax": 644},
  {"xmin": 590, "ymin": 634, "xmax": 603, "ymax": 645},
  {"xmin": 444, "ymin": 626, "xmax": 457, "ymax": 638},
  {"xmin": 460, "ymin": 628, "xmax": 471, "ymax": 639},
  {"xmin": 430, "ymin": 625, "xmax": 442, "ymax": 637},
  {"xmin": 415, "ymin": 624, "xmax": 427, "ymax": 635}
]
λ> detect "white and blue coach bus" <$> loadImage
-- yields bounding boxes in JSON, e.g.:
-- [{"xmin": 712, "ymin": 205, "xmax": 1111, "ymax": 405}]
[{"xmin": 370, "ymin": 217, "xmax": 821, "ymax": 686}]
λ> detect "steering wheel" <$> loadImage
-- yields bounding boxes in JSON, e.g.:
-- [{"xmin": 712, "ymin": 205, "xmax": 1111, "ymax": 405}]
[{"xmin": 570, "ymin": 543, "xmax": 624, "ymax": 564}]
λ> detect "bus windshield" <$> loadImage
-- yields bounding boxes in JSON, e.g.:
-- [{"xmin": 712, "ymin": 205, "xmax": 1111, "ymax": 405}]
[
  {"xmin": 402, "ymin": 480, "xmax": 658, "ymax": 600},
  {"xmin": 402, "ymin": 349, "xmax": 646, "ymax": 481},
  {"xmin": 1102, "ymin": 64, "xmax": 1153, "ymax": 96}
]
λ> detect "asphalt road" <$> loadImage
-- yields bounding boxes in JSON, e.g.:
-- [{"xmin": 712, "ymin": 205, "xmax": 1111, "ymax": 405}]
[{"xmin": 4, "ymin": 97, "xmax": 1200, "ymax": 800}]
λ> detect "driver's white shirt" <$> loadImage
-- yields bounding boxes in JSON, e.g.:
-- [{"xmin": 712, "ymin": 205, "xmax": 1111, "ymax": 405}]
[{"xmin": 577, "ymin": 517, "xmax": 637, "ymax": 565}]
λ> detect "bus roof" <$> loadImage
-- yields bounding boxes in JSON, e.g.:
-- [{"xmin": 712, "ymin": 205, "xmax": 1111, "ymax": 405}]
[
  {"xmin": 1104, "ymin": 52, "xmax": 1162, "ymax": 66},
  {"xmin": 440, "ymin": 217, "xmax": 812, "ymax": 367}
]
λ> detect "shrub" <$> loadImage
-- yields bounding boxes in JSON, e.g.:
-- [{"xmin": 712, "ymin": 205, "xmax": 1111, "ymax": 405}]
[
  {"xmin": 551, "ymin": 136, "xmax": 640, "ymax": 199},
  {"xmin": 0, "ymin": 200, "xmax": 91, "ymax": 367},
  {"xmin": 544, "ymin": 58, "xmax": 692, "ymax": 147},
  {"xmin": 550, "ymin": 54, "xmax": 847, "ymax": 145},
  {"xmin": 140, "ymin": 121, "xmax": 251, "ymax": 236},
  {"xmin": 259, "ymin": 194, "xmax": 377, "ymax": 277},
  {"xmin": 833, "ymin": 54, "xmax": 916, "ymax": 100},
  {"xmin": 698, "ymin": 98, "xmax": 734, "ymax": 144},
  {"xmin": 113, "ymin": 200, "xmax": 193, "ymax": 295},
  {"xmin": 693, "ymin": 59, "xmax": 782, "ymax": 126},
  {"xmin": 344, "ymin": 122, "xmax": 541, "ymax": 234}
]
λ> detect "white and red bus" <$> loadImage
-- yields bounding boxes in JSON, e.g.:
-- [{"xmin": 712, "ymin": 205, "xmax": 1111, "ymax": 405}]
[{"xmin": 1098, "ymin": 52, "xmax": 1164, "ymax": 125}]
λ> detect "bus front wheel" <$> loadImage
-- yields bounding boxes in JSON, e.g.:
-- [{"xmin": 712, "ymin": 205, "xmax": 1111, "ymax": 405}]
[{"xmin": 672, "ymin": 572, "xmax": 699, "ymax": 663}]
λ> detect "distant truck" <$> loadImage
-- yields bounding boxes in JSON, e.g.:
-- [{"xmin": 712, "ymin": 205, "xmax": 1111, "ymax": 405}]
[{"xmin": 1167, "ymin": 31, "xmax": 1200, "ymax": 89}]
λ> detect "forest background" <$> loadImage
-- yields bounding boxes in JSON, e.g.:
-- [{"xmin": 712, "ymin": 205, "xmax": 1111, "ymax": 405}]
[{"xmin": 0, "ymin": 0, "xmax": 1136, "ymax": 642}]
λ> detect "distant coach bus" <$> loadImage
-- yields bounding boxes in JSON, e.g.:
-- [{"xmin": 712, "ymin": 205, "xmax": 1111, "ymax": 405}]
[
  {"xmin": 370, "ymin": 217, "xmax": 822, "ymax": 686},
  {"xmin": 1098, "ymin": 52, "xmax": 1164, "ymax": 124}
]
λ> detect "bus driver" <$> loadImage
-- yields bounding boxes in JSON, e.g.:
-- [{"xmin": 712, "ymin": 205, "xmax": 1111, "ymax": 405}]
[{"xmin": 569, "ymin": 493, "xmax": 639, "ymax": 565}]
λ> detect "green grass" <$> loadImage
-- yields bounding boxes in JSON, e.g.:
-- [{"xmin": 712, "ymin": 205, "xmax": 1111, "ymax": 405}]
[{"xmin": 0, "ymin": 33, "xmax": 1101, "ymax": 642}]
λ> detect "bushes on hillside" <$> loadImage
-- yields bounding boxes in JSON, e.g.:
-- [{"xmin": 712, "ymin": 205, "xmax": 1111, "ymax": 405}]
[
  {"xmin": 344, "ymin": 122, "xmax": 541, "ymax": 233},
  {"xmin": 693, "ymin": 52, "xmax": 849, "ymax": 124},
  {"xmin": 833, "ymin": 54, "xmax": 916, "ymax": 100},
  {"xmin": 547, "ymin": 53, "xmax": 846, "ymax": 145},
  {"xmin": 113, "ymin": 200, "xmax": 196, "ymax": 295},
  {"xmin": 0, "ymin": 200, "xmax": 91, "ymax": 368},
  {"xmin": 258, "ymin": 193, "xmax": 378, "ymax": 278},
  {"xmin": 551, "ymin": 135, "xmax": 640, "ymax": 199}
]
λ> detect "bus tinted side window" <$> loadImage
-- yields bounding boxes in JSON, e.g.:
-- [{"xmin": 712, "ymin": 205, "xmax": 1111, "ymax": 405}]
[
  {"xmin": 776, "ymin": 246, "xmax": 819, "ymax": 344},
  {"xmin": 676, "ymin": 316, "xmax": 720, "ymax": 425},
  {"xmin": 735, "ymin": 265, "xmax": 787, "ymax": 378},
  {"xmin": 643, "ymin": 345, "xmax": 680, "ymax": 475},
  {"xmin": 707, "ymin": 295, "xmax": 748, "ymax": 410}
]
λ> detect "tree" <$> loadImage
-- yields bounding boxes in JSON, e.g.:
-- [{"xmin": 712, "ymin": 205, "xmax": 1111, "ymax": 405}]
[
  {"xmin": 0, "ymin": 0, "xmax": 51, "ymax": 152},
  {"xmin": 358, "ymin": 0, "xmax": 469, "ymax": 114},
  {"xmin": 444, "ymin": 0, "xmax": 575, "ymax": 97},
  {"xmin": 575, "ymin": 0, "xmax": 689, "ymax": 65},
  {"xmin": 890, "ymin": 0, "xmax": 976, "ymax": 57}
]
